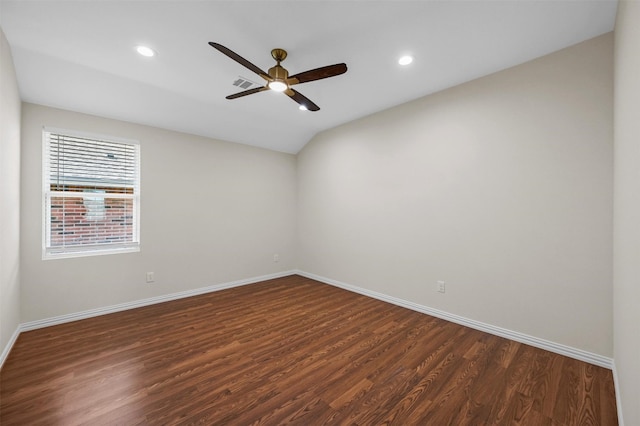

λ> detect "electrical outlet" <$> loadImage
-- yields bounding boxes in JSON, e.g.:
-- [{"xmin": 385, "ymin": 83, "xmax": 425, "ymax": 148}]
[
  {"xmin": 273, "ymin": 254, "xmax": 279, "ymax": 262},
  {"xmin": 437, "ymin": 280, "xmax": 445, "ymax": 293},
  {"xmin": 146, "ymin": 272, "xmax": 155, "ymax": 283}
]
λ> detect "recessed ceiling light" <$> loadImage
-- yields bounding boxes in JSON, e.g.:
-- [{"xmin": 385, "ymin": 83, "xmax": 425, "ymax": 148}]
[
  {"xmin": 136, "ymin": 45, "xmax": 155, "ymax": 57},
  {"xmin": 398, "ymin": 55, "xmax": 413, "ymax": 66}
]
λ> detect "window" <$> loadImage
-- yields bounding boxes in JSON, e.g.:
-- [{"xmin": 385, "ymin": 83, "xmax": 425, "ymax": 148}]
[{"xmin": 43, "ymin": 128, "xmax": 140, "ymax": 259}]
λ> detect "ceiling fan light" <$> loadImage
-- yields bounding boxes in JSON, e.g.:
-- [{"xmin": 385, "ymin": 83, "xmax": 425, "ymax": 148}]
[
  {"xmin": 268, "ymin": 81, "xmax": 287, "ymax": 92},
  {"xmin": 136, "ymin": 45, "xmax": 155, "ymax": 57},
  {"xmin": 299, "ymin": 105, "xmax": 308, "ymax": 111},
  {"xmin": 398, "ymin": 55, "xmax": 413, "ymax": 65}
]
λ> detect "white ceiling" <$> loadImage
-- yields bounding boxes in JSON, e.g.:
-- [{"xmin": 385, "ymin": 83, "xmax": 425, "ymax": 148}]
[{"xmin": 0, "ymin": 1, "xmax": 617, "ymax": 154}]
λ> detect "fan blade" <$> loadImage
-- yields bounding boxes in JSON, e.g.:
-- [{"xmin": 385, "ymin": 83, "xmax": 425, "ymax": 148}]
[
  {"xmin": 209, "ymin": 42, "xmax": 270, "ymax": 80},
  {"xmin": 285, "ymin": 88, "xmax": 320, "ymax": 111},
  {"xmin": 287, "ymin": 63, "xmax": 347, "ymax": 85},
  {"xmin": 226, "ymin": 86, "xmax": 268, "ymax": 100}
]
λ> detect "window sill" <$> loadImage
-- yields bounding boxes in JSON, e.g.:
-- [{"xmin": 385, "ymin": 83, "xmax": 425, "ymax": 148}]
[{"xmin": 43, "ymin": 245, "xmax": 140, "ymax": 260}]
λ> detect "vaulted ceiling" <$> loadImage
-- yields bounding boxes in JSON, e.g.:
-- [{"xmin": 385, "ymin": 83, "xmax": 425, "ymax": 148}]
[{"xmin": 0, "ymin": 1, "xmax": 617, "ymax": 153}]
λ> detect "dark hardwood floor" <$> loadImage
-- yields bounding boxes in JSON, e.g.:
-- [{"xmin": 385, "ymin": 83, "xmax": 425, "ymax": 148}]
[{"xmin": 0, "ymin": 275, "xmax": 618, "ymax": 425}]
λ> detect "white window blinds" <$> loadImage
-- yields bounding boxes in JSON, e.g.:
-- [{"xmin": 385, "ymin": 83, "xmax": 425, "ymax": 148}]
[{"xmin": 43, "ymin": 128, "xmax": 140, "ymax": 258}]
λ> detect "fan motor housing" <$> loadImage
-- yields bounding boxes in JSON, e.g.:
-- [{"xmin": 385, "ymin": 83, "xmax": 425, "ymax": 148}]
[{"xmin": 268, "ymin": 65, "xmax": 289, "ymax": 81}]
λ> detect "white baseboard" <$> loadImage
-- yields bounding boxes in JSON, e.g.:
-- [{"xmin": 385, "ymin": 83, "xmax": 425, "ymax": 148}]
[
  {"xmin": 0, "ymin": 325, "xmax": 21, "ymax": 369},
  {"xmin": 19, "ymin": 270, "xmax": 296, "ymax": 332},
  {"xmin": 296, "ymin": 270, "xmax": 614, "ymax": 370},
  {"xmin": 612, "ymin": 361, "xmax": 625, "ymax": 426}
]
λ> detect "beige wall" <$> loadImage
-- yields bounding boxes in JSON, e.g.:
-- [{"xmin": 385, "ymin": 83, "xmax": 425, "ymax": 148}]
[
  {"xmin": 0, "ymin": 27, "xmax": 21, "ymax": 359},
  {"xmin": 20, "ymin": 103, "xmax": 297, "ymax": 322},
  {"xmin": 614, "ymin": 2, "xmax": 640, "ymax": 424},
  {"xmin": 297, "ymin": 34, "xmax": 614, "ymax": 357}
]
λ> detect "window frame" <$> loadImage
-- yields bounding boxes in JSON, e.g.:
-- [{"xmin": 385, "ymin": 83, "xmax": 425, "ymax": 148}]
[{"xmin": 42, "ymin": 127, "xmax": 141, "ymax": 260}]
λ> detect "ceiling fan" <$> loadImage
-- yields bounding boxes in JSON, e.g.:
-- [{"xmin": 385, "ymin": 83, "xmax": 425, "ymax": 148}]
[{"xmin": 209, "ymin": 42, "xmax": 347, "ymax": 112}]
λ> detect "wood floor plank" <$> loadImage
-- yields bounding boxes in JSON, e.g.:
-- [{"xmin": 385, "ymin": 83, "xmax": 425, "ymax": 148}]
[
  {"xmin": 476, "ymin": 342, "xmax": 532, "ymax": 424},
  {"xmin": 0, "ymin": 275, "xmax": 618, "ymax": 425}
]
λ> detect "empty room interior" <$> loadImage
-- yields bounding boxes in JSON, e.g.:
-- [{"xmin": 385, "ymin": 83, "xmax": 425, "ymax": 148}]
[{"xmin": 0, "ymin": 1, "xmax": 638, "ymax": 425}]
